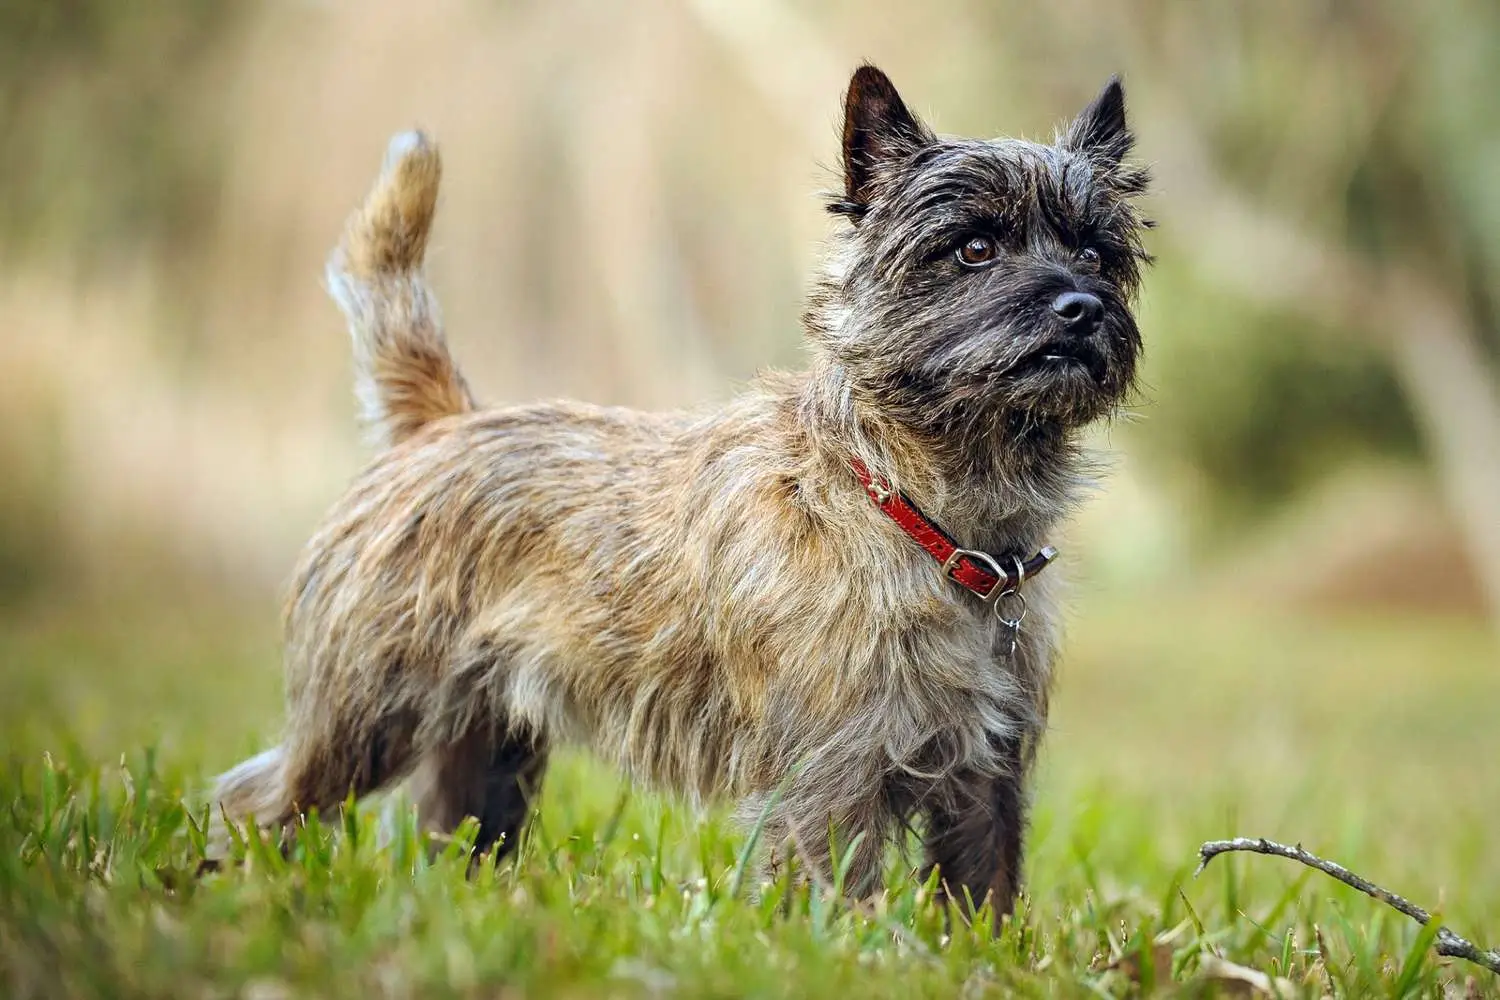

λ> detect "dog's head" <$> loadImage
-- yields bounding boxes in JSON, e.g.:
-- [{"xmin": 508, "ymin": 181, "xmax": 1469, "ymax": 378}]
[{"xmin": 811, "ymin": 66, "xmax": 1152, "ymax": 439}]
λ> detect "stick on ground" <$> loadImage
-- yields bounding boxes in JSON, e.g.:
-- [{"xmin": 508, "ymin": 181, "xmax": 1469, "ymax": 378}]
[{"xmin": 1196, "ymin": 837, "xmax": 1500, "ymax": 976}]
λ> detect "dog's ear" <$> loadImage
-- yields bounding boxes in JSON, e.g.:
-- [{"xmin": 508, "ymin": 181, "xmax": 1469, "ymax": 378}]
[
  {"xmin": 1063, "ymin": 76, "xmax": 1132, "ymax": 167},
  {"xmin": 838, "ymin": 65, "xmax": 933, "ymax": 213}
]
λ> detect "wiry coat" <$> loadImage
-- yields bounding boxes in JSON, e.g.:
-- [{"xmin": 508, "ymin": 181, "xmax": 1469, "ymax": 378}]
[{"xmin": 215, "ymin": 66, "xmax": 1151, "ymax": 916}]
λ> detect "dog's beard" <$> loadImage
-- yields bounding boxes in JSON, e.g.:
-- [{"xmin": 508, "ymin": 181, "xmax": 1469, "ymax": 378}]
[{"xmin": 882, "ymin": 311, "xmax": 1137, "ymax": 430}]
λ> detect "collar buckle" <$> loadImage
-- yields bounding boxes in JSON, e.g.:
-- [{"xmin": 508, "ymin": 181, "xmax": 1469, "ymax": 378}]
[
  {"xmin": 940, "ymin": 547, "xmax": 1010, "ymax": 602},
  {"xmin": 849, "ymin": 458, "xmax": 1059, "ymax": 618}
]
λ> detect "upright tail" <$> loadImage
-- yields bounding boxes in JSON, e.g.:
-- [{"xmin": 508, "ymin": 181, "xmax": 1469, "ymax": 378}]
[{"xmin": 326, "ymin": 131, "xmax": 474, "ymax": 449}]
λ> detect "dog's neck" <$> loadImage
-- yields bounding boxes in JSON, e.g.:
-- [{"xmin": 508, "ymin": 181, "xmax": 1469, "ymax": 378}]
[{"xmin": 791, "ymin": 361, "xmax": 1089, "ymax": 555}]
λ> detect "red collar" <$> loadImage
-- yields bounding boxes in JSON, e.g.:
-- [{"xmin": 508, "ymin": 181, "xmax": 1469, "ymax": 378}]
[{"xmin": 850, "ymin": 458, "xmax": 1057, "ymax": 606}]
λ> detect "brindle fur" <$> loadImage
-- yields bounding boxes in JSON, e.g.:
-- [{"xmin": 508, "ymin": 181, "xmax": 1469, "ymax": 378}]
[{"xmin": 214, "ymin": 66, "xmax": 1151, "ymax": 918}]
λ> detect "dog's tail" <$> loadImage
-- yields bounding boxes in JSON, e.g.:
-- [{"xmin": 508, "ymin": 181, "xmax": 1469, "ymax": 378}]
[{"xmin": 326, "ymin": 131, "xmax": 474, "ymax": 449}]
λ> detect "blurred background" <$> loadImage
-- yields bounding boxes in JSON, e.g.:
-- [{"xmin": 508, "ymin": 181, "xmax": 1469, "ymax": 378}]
[
  {"xmin": 5, "ymin": 0, "xmax": 1499, "ymax": 618},
  {"xmin": 2, "ymin": 0, "xmax": 1498, "ymax": 908}
]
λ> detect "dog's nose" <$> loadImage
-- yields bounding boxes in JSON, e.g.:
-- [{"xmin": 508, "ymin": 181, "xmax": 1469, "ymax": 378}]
[{"xmin": 1051, "ymin": 291, "xmax": 1104, "ymax": 334}]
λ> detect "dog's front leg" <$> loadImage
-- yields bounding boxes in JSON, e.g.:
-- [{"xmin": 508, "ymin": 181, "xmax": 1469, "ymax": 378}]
[
  {"xmin": 760, "ymin": 793, "xmax": 893, "ymax": 899},
  {"xmin": 921, "ymin": 766, "xmax": 1028, "ymax": 923}
]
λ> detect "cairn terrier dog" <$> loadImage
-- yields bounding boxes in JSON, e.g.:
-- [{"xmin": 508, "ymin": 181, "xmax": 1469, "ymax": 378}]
[{"xmin": 216, "ymin": 65, "xmax": 1150, "ymax": 918}]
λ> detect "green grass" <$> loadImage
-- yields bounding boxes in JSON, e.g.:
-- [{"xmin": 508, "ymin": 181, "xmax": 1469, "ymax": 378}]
[{"xmin": 2, "ymin": 594, "xmax": 1498, "ymax": 997}]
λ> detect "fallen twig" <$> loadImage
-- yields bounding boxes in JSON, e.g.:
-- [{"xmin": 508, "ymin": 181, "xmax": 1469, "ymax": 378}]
[{"xmin": 1196, "ymin": 837, "xmax": 1500, "ymax": 976}]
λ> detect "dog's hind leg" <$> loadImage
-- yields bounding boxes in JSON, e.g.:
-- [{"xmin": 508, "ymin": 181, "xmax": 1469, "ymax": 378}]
[
  {"xmin": 410, "ymin": 723, "xmax": 549, "ymax": 865},
  {"xmin": 216, "ymin": 670, "xmax": 425, "ymax": 842}
]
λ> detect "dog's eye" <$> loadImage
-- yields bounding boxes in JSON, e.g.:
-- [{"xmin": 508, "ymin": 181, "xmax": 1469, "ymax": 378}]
[
  {"xmin": 1075, "ymin": 247, "xmax": 1102, "ymax": 271},
  {"xmin": 957, "ymin": 235, "xmax": 998, "ymax": 267}
]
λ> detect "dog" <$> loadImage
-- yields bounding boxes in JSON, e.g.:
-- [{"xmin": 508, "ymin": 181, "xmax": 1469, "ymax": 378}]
[{"xmin": 215, "ymin": 64, "xmax": 1151, "ymax": 919}]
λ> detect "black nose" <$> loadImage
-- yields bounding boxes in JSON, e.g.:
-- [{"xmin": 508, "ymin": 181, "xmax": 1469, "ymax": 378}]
[{"xmin": 1051, "ymin": 291, "xmax": 1105, "ymax": 333}]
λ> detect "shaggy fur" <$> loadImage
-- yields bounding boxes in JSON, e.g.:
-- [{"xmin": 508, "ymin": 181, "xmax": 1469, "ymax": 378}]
[{"xmin": 214, "ymin": 66, "xmax": 1151, "ymax": 918}]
